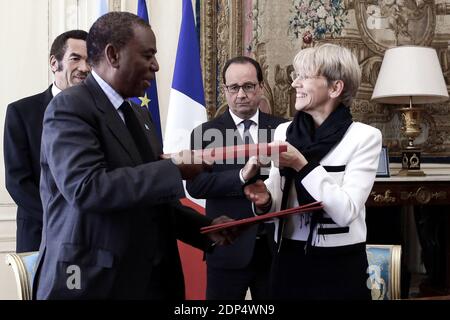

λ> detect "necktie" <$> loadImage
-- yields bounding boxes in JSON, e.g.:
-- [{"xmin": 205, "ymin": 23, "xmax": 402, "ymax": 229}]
[
  {"xmin": 242, "ymin": 119, "xmax": 255, "ymax": 145},
  {"xmin": 119, "ymin": 101, "xmax": 154, "ymax": 163},
  {"xmin": 242, "ymin": 119, "xmax": 266, "ymax": 237}
]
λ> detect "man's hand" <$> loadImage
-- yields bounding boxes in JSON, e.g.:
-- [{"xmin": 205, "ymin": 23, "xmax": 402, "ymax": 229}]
[
  {"xmin": 241, "ymin": 156, "xmax": 260, "ymax": 182},
  {"xmin": 161, "ymin": 150, "xmax": 213, "ymax": 180},
  {"xmin": 207, "ymin": 215, "xmax": 239, "ymax": 245},
  {"xmin": 243, "ymin": 179, "xmax": 271, "ymax": 209}
]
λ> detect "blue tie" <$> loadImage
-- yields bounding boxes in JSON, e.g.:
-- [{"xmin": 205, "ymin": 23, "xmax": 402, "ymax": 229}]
[{"xmin": 242, "ymin": 119, "xmax": 255, "ymax": 145}]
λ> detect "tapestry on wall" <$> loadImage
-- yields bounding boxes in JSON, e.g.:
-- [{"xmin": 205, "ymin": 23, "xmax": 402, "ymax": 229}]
[{"xmin": 201, "ymin": 0, "xmax": 450, "ymax": 159}]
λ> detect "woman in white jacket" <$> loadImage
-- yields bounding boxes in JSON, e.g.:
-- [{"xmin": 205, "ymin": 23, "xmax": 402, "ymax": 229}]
[{"xmin": 243, "ymin": 44, "xmax": 382, "ymax": 299}]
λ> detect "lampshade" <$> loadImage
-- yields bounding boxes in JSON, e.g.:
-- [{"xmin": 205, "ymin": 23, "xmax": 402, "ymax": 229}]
[{"xmin": 371, "ymin": 46, "xmax": 449, "ymax": 104}]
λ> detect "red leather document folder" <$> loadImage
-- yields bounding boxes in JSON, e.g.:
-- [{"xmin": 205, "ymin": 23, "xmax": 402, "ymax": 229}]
[
  {"xmin": 200, "ymin": 201, "xmax": 323, "ymax": 234},
  {"xmin": 162, "ymin": 143, "xmax": 287, "ymax": 162}
]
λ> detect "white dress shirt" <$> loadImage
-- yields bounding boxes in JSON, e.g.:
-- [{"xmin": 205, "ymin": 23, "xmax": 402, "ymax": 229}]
[
  {"xmin": 51, "ymin": 83, "xmax": 62, "ymax": 97},
  {"xmin": 228, "ymin": 108, "xmax": 259, "ymax": 144},
  {"xmin": 91, "ymin": 70, "xmax": 126, "ymax": 122},
  {"xmin": 228, "ymin": 109, "xmax": 261, "ymax": 184}
]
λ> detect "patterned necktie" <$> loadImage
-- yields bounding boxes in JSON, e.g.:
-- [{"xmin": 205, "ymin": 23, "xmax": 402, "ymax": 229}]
[
  {"xmin": 241, "ymin": 119, "xmax": 255, "ymax": 145},
  {"xmin": 119, "ymin": 101, "xmax": 154, "ymax": 163},
  {"xmin": 242, "ymin": 119, "xmax": 265, "ymax": 236}
]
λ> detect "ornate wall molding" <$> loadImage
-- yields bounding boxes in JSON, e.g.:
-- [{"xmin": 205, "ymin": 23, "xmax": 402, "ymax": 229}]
[
  {"xmin": 0, "ymin": 204, "xmax": 16, "ymax": 253},
  {"xmin": 216, "ymin": 0, "xmax": 231, "ymax": 110},
  {"xmin": 354, "ymin": 0, "xmax": 436, "ymax": 53},
  {"xmin": 201, "ymin": 1, "xmax": 217, "ymax": 118},
  {"xmin": 110, "ymin": 0, "xmax": 121, "ymax": 12},
  {"xmin": 0, "ymin": 204, "xmax": 16, "ymax": 221},
  {"xmin": 201, "ymin": 0, "xmax": 243, "ymax": 117}
]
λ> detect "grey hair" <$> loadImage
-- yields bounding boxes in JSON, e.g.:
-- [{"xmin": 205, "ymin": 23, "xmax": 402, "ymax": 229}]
[{"xmin": 293, "ymin": 43, "xmax": 361, "ymax": 106}]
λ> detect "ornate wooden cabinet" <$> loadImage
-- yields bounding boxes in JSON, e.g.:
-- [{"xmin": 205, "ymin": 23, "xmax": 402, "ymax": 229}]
[{"xmin": 366, "ymin": 164, "xmax": 450, "ymax": 296}]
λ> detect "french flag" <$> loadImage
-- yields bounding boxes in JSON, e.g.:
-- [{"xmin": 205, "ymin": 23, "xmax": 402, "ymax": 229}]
[
  {"xmin": 164, "ymin": 0, "xmax": 207, "ymax": 300},
  {"xmin": 164, "ymin": 0, "xmax": 207, "ymax": 153}
]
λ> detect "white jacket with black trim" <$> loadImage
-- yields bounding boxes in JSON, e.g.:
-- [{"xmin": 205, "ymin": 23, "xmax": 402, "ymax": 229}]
[{"xmin": 264, "ymin": 121, "xmax": 382, "ymax": 247}]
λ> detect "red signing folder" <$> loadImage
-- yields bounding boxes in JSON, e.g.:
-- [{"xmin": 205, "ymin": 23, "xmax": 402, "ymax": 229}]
[
  {"xmin": 200, "ymin": 201, "xmax": 323, "ymax": 234},
  {"xmin": 162, "ymin": 143, "xmax": 287, "ymax": 162}
]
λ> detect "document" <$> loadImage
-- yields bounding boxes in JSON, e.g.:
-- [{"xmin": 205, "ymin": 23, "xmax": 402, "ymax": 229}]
[
  {"xmin": 200, "ymin": 201, "xmax": 323, "ymax": 234},
  {"xmin": 162, "ymin": 143, "xmax": 287, "ymax": 162}
]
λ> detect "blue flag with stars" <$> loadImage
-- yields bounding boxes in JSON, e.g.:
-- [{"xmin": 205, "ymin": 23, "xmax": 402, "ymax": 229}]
[{"xmin": 130, "ymin": 0, "xmax": 163, "ymax": 144}]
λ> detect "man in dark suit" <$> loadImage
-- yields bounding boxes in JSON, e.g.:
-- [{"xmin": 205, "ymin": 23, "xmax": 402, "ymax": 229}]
[
  {"xmin": 34, "ymin": 12, "xmax": 233, "ymax": 300},
  {"xmin": 186, "ymin": 56, "xmax": 287, "ymax": 300},
  {"xmin": 4, "ymin": 30, "xmax": 89, "ymax": 253}
]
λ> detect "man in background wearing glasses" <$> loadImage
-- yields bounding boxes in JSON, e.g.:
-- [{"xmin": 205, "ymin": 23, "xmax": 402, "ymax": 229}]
[{"xmin": 187, "ymin": 56, "xmax": 287, "ymax": 300}]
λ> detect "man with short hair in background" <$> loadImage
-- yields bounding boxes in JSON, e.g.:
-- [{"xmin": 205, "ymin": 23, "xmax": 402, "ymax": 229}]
[
  {"xmin": 187, "ymin": 56, "xmax": 287, "ymax": 300},
  {"xmin": 4, "ymin": 29, "xmax": 89, "ymax": 253}
]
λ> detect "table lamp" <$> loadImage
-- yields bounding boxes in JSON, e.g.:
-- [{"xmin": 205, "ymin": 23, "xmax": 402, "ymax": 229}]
[{"xmin": 371, "ymin": 46, "xmax": 449, "ymax": 176}]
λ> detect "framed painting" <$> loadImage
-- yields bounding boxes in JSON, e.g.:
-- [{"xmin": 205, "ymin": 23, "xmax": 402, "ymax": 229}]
[{"xmin": 377, "ymin": 146, "xmax": 390, "ymax": 177}]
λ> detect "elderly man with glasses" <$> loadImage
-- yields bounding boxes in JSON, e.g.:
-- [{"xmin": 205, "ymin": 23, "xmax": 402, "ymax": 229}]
[{"xmin": 186, "ymin": 56, "xmax": 287, "ymax": 300}]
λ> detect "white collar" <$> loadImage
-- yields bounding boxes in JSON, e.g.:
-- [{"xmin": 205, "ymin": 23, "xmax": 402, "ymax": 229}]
[
  {"xmin": 228, "ymin": 108, "xmax": 259, "ymax": 127},
  {"xmin": 91, "ymin": 70, "xmax": 124, "ymax": 110},
  {"xmin": 51, "ymin": 83, "xmax": 62, "ymax": 97}
]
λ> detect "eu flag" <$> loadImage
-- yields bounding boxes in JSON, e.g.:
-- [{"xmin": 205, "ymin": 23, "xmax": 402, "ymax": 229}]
[{"xmin": 130, "ymin": 0, "xmax": 163, "ymax": 145}]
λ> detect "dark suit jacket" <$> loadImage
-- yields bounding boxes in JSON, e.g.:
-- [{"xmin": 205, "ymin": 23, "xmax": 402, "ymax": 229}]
[
  {"xmin": 3, "ymin": 86, "xmax": 53, "ymax": 252},
  {"xmin": 186, "ymin": 109, "xmax": 287, "ymax": 269},
  {"xmin": 35, "ymin": 74, "xmax": 212, "ymax": 300}
]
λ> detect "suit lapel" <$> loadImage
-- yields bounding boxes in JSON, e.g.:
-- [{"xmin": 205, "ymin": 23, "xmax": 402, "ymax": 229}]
[
  {"xmin": 42, "ymin": 85, "xmax": 53, "ymax": 107},
  {"xmin": 220, "ymin": 109, "xmax": 238, "ymax": 130},
  {"xmin": 220, "ymin": 109, "xmax": 245, "ymax": 146},
  {"xmin": 258, "ymin": 111, "xmax": 276, "ymax": 142},
  {"xmin": 221, "ymin": 108, "xmax": 276, "ymax": 144},
  {"xmin": 131, "ymin": 103, "xmax": 161, "ymax": 161},
  {"xmin": 84, "ymin": 74, "xmax": 142, "ymax": 164}
]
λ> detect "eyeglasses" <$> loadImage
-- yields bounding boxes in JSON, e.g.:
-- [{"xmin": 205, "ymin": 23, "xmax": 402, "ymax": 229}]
[
  {"xmin": 224, "ymin": 82, "xmax": 258, "ymax": 94},
  {"xmin": 290, "ymin": 71, "xmax": 327, "ymax": 82}
]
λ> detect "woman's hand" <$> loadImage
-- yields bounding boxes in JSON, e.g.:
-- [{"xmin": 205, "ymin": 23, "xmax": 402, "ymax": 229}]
[
  {"xmin": 244, "ymin": 180, "xmax": 271, "ymax": 209},
  {"xmin": 271, "ymin": 141, "xmax": 307, "ymax": 172}
]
